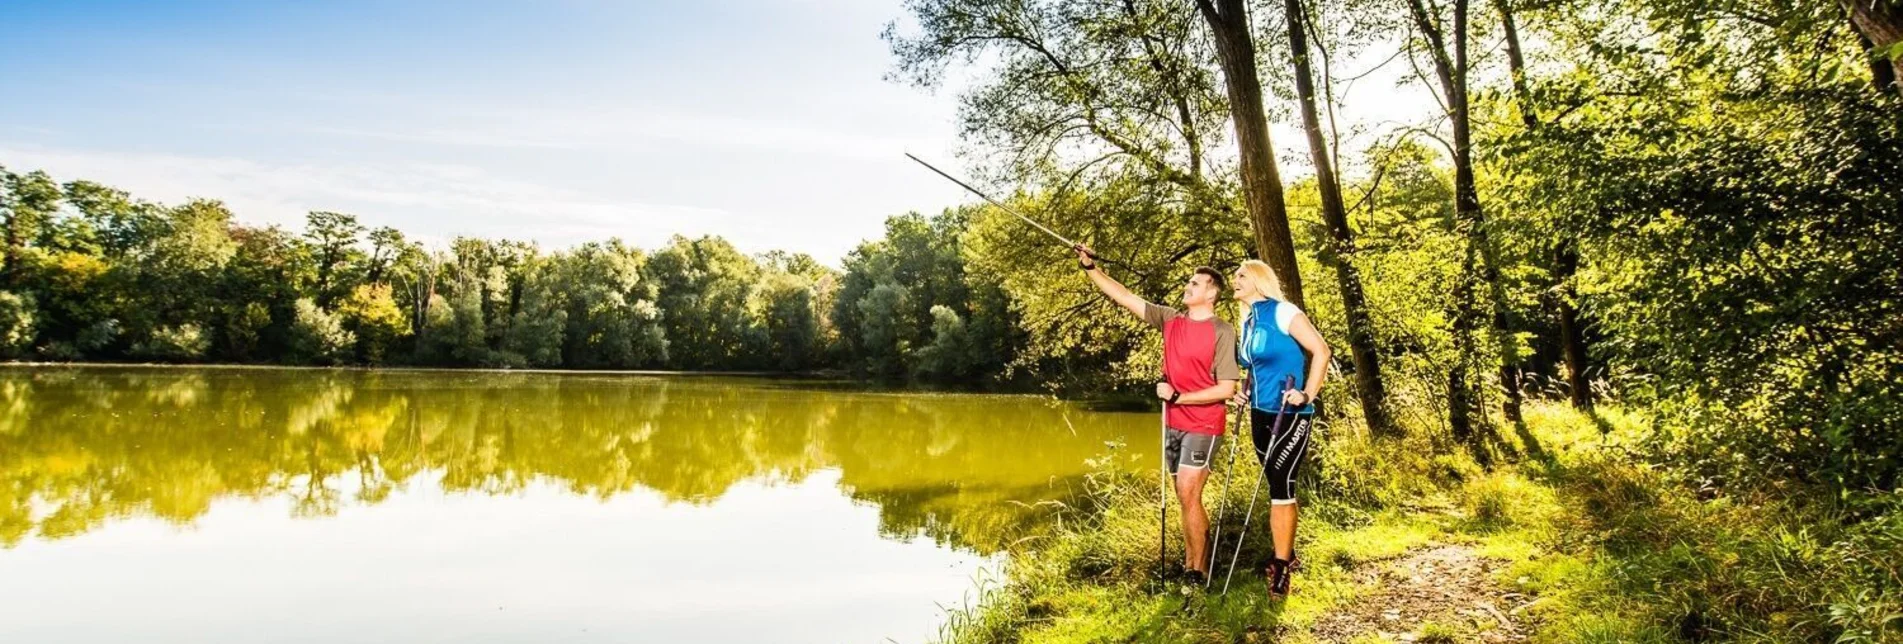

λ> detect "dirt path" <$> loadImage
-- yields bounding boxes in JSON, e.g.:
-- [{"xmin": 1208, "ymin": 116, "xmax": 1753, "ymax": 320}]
[{"xmin": 1309, "ymin": 544, "xmax": 1532, "ymax": 643}]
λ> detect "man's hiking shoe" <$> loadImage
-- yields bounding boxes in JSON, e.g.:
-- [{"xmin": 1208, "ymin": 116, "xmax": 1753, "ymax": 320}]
[
  {"xmin": 1181, "ymin": 569, "xmax": 1208, "ymax": 587},
  {"xmin": 1266, "ymin": 558, "xmax": 1293, "ymax": 598}
]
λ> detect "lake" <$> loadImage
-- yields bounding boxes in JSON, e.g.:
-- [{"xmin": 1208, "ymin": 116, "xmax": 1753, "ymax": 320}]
[{"xmin": 0, "ymin": 366, "xmax": 1153, "ymax": 643}]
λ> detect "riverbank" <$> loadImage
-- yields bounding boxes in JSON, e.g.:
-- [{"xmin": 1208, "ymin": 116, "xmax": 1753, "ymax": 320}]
[{"xmin": 937, "ymin": 403, "xmax": 1903, "ymax": 643}]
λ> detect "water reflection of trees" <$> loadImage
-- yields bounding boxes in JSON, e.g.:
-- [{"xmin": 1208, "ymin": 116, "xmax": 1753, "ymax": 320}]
[{"xmin": 0, "ymin": 368, "xmax": 1144, "ymax": 554}]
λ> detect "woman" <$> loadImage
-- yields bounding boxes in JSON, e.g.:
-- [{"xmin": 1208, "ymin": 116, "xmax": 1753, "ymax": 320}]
[{"xmin": 1230, "ymin": 259, "xmax": 1330, "ymax": 597}]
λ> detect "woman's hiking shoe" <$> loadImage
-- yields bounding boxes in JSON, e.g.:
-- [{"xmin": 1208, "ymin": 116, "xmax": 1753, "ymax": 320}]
[
  {"xmin": 1181, "ymin": 569, "xmax": 1208, "ymax": 587},
  {"xmin": 1267, "ymin": 558, "xmax": 1293, "ymax": 598}
]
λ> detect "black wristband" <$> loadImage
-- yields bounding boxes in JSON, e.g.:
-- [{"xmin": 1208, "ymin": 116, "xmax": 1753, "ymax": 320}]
[
  {"xmin": 1168, "ymin": 391, "xmax": 1181, "ymax": 404},
  {"xmin": 1079, "ymin": 260, "xmax": 1096, "ymax": 270}
]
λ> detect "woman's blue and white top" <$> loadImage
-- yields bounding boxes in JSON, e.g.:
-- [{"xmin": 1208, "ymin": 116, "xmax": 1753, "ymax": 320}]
[{"xmin": 1238, "ymin": 298, "xmax": 1313, "ymax": 414}]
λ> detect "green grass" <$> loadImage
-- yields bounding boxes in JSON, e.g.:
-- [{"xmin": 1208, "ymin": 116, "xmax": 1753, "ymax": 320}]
[{"xmin": 934, "ymin": 402, "xmax": 1903, "ymax": 643}]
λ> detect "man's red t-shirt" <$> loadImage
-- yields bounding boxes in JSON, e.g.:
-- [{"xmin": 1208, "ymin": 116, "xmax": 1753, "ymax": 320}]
[{"xmin": 1144, "ymin": 304, "xmax": 1240, "ymax": 435}]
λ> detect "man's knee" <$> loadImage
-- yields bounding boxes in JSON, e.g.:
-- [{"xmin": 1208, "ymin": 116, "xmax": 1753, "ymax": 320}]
[{"xmin": 1175, "ymin": 473, "xmax": 1208, "ymax": 499}]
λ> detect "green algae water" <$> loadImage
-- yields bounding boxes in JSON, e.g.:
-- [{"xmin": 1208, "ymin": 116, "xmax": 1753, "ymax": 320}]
[{"xmin": 0, "ymin": 366, "xmax": 1153, "ymax": 643}]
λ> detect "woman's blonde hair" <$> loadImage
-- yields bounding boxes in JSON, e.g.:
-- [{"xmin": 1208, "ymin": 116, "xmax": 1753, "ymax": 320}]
[{"xmin": 1235, "ymin": 259, "xmax": 1284, "ymax": 301}]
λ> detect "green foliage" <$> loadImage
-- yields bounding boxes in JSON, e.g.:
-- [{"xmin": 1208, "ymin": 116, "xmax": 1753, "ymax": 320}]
[
  {"xmin": 0, "ymin": 290, "xmax": 37, "ymax": 358},
  {"xmin": 758, "ymin": 272, "xmax": 822, "ymax": 371},
  {"xmin": 132, "ymin": 324, "xmax": 209, "ymax": 361},
  {"xmin": 222, "ymin": 301, "xmax": 271, "ymax": 361},
  {"xmin": 501, "ymin": 260, "xmax": 567, "ymax": 368},
  {"xmin": 76, "ymin": 319, "xmax": 121, "ymax": 355},
  {"xmin": 1517, "ymin": 83, "xmax": 1903, "ymax": 493},
  {"xmin": 288, "ymin": 299, "xmax": 354, "ymax": 365},
  {"xmin": 302, "ymin": 211, "xmax": 365, "ymax": 307},
  {"xmin": 336, "ymin": 284, "xmax": 407, "ymax": 365},
  {"xmin": 832, "ymin": 209, "xmax": 1026, "ymax": 385},
  {"xmin": 649, "ymin": 235, "xmax": 764, "ymax": 370},
  {"xmin": 441, "ymin": 276, "xmax": 493, "ymax": 366},
  {"xmin": 546, "ymin": 241, "xmax": 669, "ymax": 369}
]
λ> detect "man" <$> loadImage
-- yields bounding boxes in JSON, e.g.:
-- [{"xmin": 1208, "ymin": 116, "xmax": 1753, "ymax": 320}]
[{"xmin": 1074, "ymin": 244, "xmax": 1239, "ymax": 585}]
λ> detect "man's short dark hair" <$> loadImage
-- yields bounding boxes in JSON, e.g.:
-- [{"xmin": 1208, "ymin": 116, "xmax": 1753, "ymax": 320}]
[{"xmin": 1193, "ymin": 266, "xmax": 1226, "ymax": 292}]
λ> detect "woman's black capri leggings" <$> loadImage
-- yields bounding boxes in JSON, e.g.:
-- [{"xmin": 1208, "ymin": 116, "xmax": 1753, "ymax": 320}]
[{"xmin": 1249, "ymin": 407, "xmax": 1315, "ymax": 505}]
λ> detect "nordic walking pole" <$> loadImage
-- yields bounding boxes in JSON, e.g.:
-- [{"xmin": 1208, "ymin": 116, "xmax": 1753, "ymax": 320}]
[
  {"xmin": 1204, "ymin": 405, "xmax": 1245, "ymax": 587},
  {"xmin": 1221, "ymin": 376, "xmax": 1296, "ymax": 595},
  {"xmin": 1158, "ymin": 402, "xmax": 1169, "ymax": 588}
]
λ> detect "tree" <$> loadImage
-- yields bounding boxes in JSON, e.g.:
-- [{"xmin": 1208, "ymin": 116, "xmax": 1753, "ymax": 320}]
[
  {"xmin": 1402, "ymin": 0, "xmax": 1516, "ymax": 450},
  {"xmin": 336, "ymin": 283, "xmax": 409, "ymax": 364},
  {"xmin": 28, "ymin": 251, "xmax": 114, "ymax": 357},
  {"xmin": 0, "ymin": 290, "xmax": 37, "ymax": 358},
  {"xmin": 303, "ymin": 211, "xmax": 365, "ymax": 308},
  {"xmin": 1, "ymin": 169, "xmax": 61, "ymax": 288},
  {"xmin": 915, "ymin": 304, "xmax": 976, "ymax": 381},
  {"xmin": 1484, "ymin": 0, "xmax": 1596, "ymax": 411},
  {"xmin": 1842, "ymin": 0, "xmax": 1903, "ymax": 93},
  {"xmin": 501, "ymin": 260, "xmax": 566, "ymax": 368},
  {"xmin": 1193, "ymin": 0, "xmax": 1306, "ymax": 305},
  {"xmin": 363, "ymin": 227, "xmax": 406, "ymax": 285},
  {"xmin": 440, "ymin": 269, "xmax": 493, "ymax": 366},
  {"xmin": 648, "ymin": 235, "xmax": 762, "ymax": 370},
  {"xmin": 223, "ymin": 302, "xmax": 271, "ymax": 362},
  {"xmin": 548, "ymin": 241, "xmax": 667, "ymax": 369},
  {"xmin": 136, "ymin": 199, "xmax": 239, "ymax": 351},
  {"xmin": 759, "ymin": 273, "xmax": 821, "ymax": 372},
  {"xmin": 856, "ymin": 282, "xmax": 912, "ymax": 379},
  {"xmin": 61, "ymin": 180, "xmax": 162, "ymax": 259},
  {"xmin": 289, "ymin": 298, "xmax": 355, "ymax": 365},
  {"xmin": 220, "ymin": 225, "xmax": 307, "ymax": 361},
  {"xmin": 1277, "ymin": 0, "xmax": 1396, "ymax": 435},
  {"xmin": 886, "ymin": 0, "xmax": 1252, "ymax": 283}
]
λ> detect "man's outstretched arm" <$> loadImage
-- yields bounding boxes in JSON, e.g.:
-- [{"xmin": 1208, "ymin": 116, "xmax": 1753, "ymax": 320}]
[{"xmin": 1074, "ymin": 244, "xmax": 1148, "ymax": 319}]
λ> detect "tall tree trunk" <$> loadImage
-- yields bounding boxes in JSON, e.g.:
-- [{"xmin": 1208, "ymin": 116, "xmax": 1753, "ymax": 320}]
[
  {"xmin": 1408, "ymin": 0, "xmax": 1502, "ymax": 445},
  {"xmin": 1497, "ymin": 0, "xmax": 1593, "ymax": 410},
  {"xmin": 1449, "ymin": 241, "xmax": 1481, "ymax": 451},
  {"xmin": 1496, "ymin": 0, "xmax": 1539, "ymax": 132},
  {"xmin": 1844, "ymin": 0, "xmax": 1903, "ymax": 94},
  {"xmin": 1195, "ymin": 0, "xmax": 1306, "ymax": 307},
  {"xmin": 1552, "ymin": 244, "xmax": 1593, "ymax": 409},
  {"xmin": 1282, "ymin": 0, "xmax": 1396, "ymax": 436}
]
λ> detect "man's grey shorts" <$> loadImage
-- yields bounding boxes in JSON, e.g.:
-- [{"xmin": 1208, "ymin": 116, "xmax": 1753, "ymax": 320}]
[{"xmin": 1163, "ymin": 428, "xmax": 1223, "ymax": 474}]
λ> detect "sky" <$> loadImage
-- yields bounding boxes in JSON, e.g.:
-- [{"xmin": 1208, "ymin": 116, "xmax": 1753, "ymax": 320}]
[
  {"xmin": 0, "ymin": 0, "xmax": 979, "ymax": 263},
  {"xmin": 0, "ymin": 0, "xmax": 1434, "ymax": 265}
]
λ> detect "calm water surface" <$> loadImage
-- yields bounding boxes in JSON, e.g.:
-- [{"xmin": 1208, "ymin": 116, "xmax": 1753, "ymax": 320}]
[{"xmin": 0, "ymin": 367, "xmax": 1151, "ymax": 643}]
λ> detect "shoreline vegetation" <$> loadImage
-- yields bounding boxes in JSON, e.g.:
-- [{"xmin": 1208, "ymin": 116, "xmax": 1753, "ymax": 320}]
[{"xmin": 935, "ymin": 402, "xmax": 1903, "ymax": 643}]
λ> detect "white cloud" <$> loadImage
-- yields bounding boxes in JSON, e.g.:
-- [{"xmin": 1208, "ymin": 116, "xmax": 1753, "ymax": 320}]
[
  {"xmin": 276, "ymin": 103, "xmax": 947, "ymax": 161},
  {"xmin": 0, "ymin": 143, "xmax": 728, "ymax": 250}
]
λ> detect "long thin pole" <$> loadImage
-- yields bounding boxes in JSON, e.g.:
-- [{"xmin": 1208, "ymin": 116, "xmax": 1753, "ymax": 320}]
[
  {"xmin": 1158, "ymin": 403, "xmax": 1169, "ymax": 588},
  {"xmin": 1204, "ymin": 406, "xmax": 1244, "ymax": 586},
  {"xmin": 1221, "ymin": 376, "xmax": 1296, "ymax": 595},
  {"xmin": 903, "ymin": 153, "xmax": 1086, "ymax": 251}
]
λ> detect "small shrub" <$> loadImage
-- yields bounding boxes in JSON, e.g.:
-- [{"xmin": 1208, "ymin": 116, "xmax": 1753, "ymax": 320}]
[{"xmin": 132, "ymin": 324, "xmax": 209, "ymax": 361}]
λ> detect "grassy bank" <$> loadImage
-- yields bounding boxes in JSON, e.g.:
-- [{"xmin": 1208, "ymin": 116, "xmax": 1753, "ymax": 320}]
[{"xmin": 937, "ymin": 403, "xmax": 1903, "ymax": 643}]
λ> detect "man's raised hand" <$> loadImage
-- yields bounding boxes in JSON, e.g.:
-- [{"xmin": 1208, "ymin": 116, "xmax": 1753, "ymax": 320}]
[{"xmin": 1073, "ymin": 244, "xmax": 1097, "ymax": 270}]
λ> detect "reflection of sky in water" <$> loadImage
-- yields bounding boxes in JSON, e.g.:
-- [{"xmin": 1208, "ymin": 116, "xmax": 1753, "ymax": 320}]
[{"xmin": 0, "ymin": 471, "xmax": 995, "ymax": 644}]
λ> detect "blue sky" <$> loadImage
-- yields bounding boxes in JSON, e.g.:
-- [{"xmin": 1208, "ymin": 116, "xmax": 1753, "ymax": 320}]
[{"xmin": 0, "ymin": 0, "xmax": 972, "ymax": 263}]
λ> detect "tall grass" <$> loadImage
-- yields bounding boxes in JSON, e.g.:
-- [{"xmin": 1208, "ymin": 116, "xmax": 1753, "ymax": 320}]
[{"xmin": 934, "ymin": 402, "xmax": 1903, "ymax": 643}]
